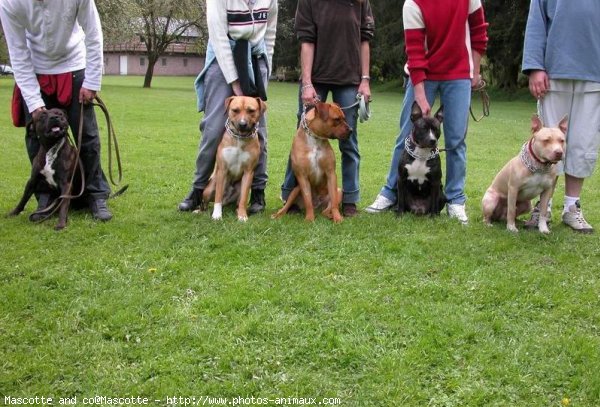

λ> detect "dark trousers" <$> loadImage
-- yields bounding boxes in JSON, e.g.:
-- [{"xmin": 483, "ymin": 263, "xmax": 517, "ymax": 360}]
[{"xmin": 24, "ymin": 69, "xmax": 110, "ymax": 200}]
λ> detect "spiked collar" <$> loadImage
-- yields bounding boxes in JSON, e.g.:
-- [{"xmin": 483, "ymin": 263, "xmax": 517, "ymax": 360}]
[
  {"xmin": 519, "ymin": 139, "xmax": 554, "ymax": 173},
  {"xmin": 404, "ymin": 134, "xmax": 440, "ymax": 161}
]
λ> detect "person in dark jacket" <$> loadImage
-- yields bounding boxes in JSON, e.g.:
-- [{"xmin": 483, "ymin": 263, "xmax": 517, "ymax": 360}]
[{"xmin": 279, "ymin": 0, "xmax": 375, "ymax": 217}]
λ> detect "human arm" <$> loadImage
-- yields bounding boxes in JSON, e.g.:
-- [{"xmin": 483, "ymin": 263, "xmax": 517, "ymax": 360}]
[
  {"xmin": 265, "ymin": 0, "xmax": 278, "ymax": 74},
  {"xmin": 299, "ymin": 42, "xmax": 318, "ymax": 105},
  {"xmin": 295, "ymin": 0, "xmax": 317, "ymax": 104},
  {"xmin": 468, "ymin": 0, "xmax": 488, "ymax": 89},
  {"xmin": 357, "ymin": 41, "xmax": 371, "ymax": 101},
  {"xmin": 522, "ymin": 0, "xmax": 549, "ymax": 98},
  {"xmin": 403, "ymin": 0, "xmax": 429, "ymax": 114},
  {"xmin": 76, "ymin": 0, "xmax": 103, "ymax": 103},
  {"xmin": 206, "ymin": 0, "xmax": 238, "ymax": 87},
  {"xmin": 358, "ymin": 1, "xmax": 375, "ymax": 100},
  {"xmin": 0, "ymin": 4, "xmax": 45, "ymax": 113}
]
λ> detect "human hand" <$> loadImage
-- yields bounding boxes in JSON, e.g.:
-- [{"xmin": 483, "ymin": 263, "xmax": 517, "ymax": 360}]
[
  {"xmin": 528, "ymin": 70, "xmax": 549, "ymax": 100},
  {"xmin": 471, "ymin": 72, "xmax": 484, "ymax": 89},
  {"xmin": 358, "ymin": 81, "xmax": 371, "ymax": 102},
  {"xmin": 79, "ymin": 87, "xmax": 96, "ymax": 104},
  {"xmin": 231, "ymin": 80, "xmax": 243, "ymax": 96},
  {"xmin": 31, "ymin": 106, "xmax": 46, "ymax": 122},
  {"xmin": 301, "ymin": 83, "xmax": 318, "ymax": 106}
]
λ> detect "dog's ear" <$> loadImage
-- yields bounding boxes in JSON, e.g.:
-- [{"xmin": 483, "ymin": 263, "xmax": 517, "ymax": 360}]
[
  {"xmin": 315, "ymin": 101, "xmax": 330, "ymax": 121},
  {"xmin": 531, "ymin": 114, "xmax": 543, "ymax": 133},
  {"xmin": 255, "ymin": 97, "xmax": 267, "ymax": 115},
  {"xmin": 410, "ymin": 101, "xmax": 423, "ymax": 122},
  {"xmin": 558, "ymin": 114, "xmax": 568, "ymax": 134},
  {"xmin": 224, "ymin": 96, "xmax": 235, "ymax": 113},
  {"xmin": 434, "ymin": 105, "xmax": 444, "ymax": 123}
]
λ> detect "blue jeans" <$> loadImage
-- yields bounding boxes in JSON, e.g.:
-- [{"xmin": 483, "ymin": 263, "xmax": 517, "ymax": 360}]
[
  {"xmin": 281, "ymin": 83, "xmax": 360, "ymax": 203},
  {"xmin": 379, "ymin": 79, "xmax": 471, "ymax": 205}
]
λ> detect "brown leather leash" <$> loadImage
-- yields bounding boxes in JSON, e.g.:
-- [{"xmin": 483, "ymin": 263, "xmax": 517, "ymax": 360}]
[
  {"xmin": 470, "ymin": 79, "xmax": 490, "ymax": 122},
  {"xmin": 31, "ymin": 96, "xmax": 127, "ymax": 222}
]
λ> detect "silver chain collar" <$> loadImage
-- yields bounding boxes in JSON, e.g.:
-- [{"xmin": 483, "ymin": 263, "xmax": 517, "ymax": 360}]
[
  {"xmin": 519, "ymin": 141, "xmax": 553, "ymax": 173},
  {"xmin": 225, "ymin": 118, "xmax": 258, "ymax": 140},
  {"xmin": 300, "ymin": 112, "xmax": 328, "ymax": 140},
  {"xmin": 404, "ymin": 135, "xmax": 439, "ymax": 160}
]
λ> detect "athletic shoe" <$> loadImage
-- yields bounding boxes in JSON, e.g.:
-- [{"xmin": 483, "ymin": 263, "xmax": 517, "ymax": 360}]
[
  {"xmin": 447, "ymin": 203, "xmax": 468, "ymax": 224},
  {"xmin": 562, "ymin": 201, "xmax": 593, "ymax": 233},
  {"xmin": 364, "ymin": 194, "xmax": 394, "ymax": 213}
]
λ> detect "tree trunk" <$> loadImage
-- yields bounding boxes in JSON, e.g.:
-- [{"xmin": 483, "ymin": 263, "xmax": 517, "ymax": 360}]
[{"xmin": 143, "ymin": 55, "xmax": 158, "ymax": 88}]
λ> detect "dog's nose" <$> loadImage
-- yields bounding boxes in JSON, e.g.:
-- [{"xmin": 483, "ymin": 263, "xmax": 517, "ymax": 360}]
[
  {"xmin": 428, "ymin": 138, "xmax": 437, "ymax": 147},
  {"xmin": 554, "ymin": 150, "xmax": 563, "ymax": 160},
  {"xmin": 238, "ymin": 119, "xmax": 249, "ymax": 130}
]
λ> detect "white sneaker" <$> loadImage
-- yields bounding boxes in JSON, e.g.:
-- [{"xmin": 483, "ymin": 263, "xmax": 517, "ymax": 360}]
[
  {"xmin": 562, "ymin": 201, "xmax": 593, "ymax": 233},
  {"xmin": 447, "ymin": 203, "xmax": 468, "ymax": 224},
  {"xmin": 365, "ymin": 194, "xmax": 394, "ymax": 213}
]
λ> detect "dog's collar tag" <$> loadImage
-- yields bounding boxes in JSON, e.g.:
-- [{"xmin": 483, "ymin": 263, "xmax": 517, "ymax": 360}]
[
  {"xmin": 404, "ymin": 135, "xmax": 439, "ymax": 160},
  {"xmin": 40, "ymin": 137, "xmax": 65, "ymax": 187},
  {"xmin": 519, "ymin": 141, "xmax": 552, "ymax": 173},
  {"xmin": 225, "ymin": 118, "xmax": 258, "ymax": 140}
]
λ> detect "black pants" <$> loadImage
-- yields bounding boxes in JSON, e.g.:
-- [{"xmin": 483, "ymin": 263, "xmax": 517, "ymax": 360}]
[{"xmin": 24, "ymin": 69, "xmax": 110, "ymax": 200}]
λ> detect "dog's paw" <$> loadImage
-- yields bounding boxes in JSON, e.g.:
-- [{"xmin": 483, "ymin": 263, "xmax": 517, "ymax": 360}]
[
  {"xmin": 507, "ymin": 224, "xmax": 519, "ymax": 233},
  {"xmin": 54, "ymin": 224, "xmax": 66, "ymax": 231},
  {"xmin": 7, "ymin": 209, "xmax": 21, "ymax": 217},
  {"xmin": 538, "ymin": 224, "xmax": 550, "ymax": 234},
  {"xmin": 238, "ymin": 215, "xmax": 248, "ymax": 222},
  {"xmin": 212, "ymin": 203, "xmax": 223, "ymax": 220}
]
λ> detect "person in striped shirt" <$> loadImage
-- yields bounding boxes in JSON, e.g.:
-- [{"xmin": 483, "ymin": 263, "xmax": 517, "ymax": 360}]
[{"xmin": 179, "ymin": 0, "xmax": 278, "ymax": 215}]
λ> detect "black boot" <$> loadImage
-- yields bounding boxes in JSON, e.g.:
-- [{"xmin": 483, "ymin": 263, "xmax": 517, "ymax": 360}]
[
  {"xmin": 29, "ymin": 193, "xmax": 52, "ymax": 222},
  {"xmin": 248, "ymin": 188, "xmax": 266, "ymax": 215},
  {"xmin": 178, "ymin": 188, "xmax": 203, "ymax": 211}
]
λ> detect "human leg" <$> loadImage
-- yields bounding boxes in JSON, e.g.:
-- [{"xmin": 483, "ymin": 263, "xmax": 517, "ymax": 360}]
[
  {"xmin": 68, "ymin": 70, "xmax": 112, "ymax": 220},
  {"xmin": 249, "ymin": 58, "xmax": 270, "ymax": 214},
  {"xmin": 332, "ymin": 85, "xmax": 361, "ymax": 214},
  {"xmin": 549, "ymin": 80, "xmax": 600, "ymax": 232},
  {"xmin": 438, "ymin": 80, "xmax": 471, "ymax": 224},
  {"xmin": 179, "ymin": 62, "xmax": 232, "ymax": 211}
]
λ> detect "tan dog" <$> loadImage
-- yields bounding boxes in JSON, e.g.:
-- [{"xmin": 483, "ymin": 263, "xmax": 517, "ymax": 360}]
[
  {"xmin": 201, "ymin": 96, "xmax": 266, "ymax": 222},
  {"xmin": 273, "ymin": 102, "xmax": 351, "ymax": 223},
  {"xmin": 482, "ymin": 115, "xmax": 567, "ymax": 233}
]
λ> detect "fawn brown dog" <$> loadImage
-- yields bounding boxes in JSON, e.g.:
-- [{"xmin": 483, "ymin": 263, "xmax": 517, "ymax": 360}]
[
  {"xmin": 273, "ymin": 102, "xmax": 351, "ymax": 223},
  {"xmin": 482, "ymin": 115, "xmax": 567, "ymax": 233}
]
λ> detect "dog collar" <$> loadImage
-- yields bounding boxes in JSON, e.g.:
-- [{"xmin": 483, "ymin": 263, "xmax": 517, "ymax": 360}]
[
  {"xmin": 404, "ymin": 135, "xmax": 440, "ymax": 160},
  {"xmin": 300, "ymin": 112, "xmax": 328, "ymax": 141},
  {"xmin": 520, "ymin": 140, "xmax": 553, "ymax": 173},
  {"xmin": 225, "ymin": 118, "xmax": 258, "ymax": 139}
]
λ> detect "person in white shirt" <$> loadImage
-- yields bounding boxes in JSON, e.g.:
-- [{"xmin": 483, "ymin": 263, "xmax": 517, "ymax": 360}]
[
  {"xmin": 178, "ymin": 0, "xmax": 278, "ymax": 215},
  {"xmin": 0, "ymin": 0, "xmax": 113, "ymax": 221}
]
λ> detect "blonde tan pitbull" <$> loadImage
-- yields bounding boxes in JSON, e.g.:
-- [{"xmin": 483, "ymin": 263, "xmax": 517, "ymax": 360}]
[
  {"xmin": 482, "ymin": 115, "xmax": 567, "ymax": 233},
  {"xmin": 200, "ymin": 96, "xmax": 266, "ymax": 222},
  {"xmin": 272, "ymin": 102, "xmax": 351, "ymax": 223}
]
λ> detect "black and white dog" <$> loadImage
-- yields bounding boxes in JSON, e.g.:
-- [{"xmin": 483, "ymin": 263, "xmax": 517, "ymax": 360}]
[{"xmin": 396, "ymin": 102, "xmax": 446, "ymax": 216}]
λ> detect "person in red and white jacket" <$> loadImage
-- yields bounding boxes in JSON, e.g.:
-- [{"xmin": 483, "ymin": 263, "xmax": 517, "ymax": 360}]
[{"xmin": 366, "ymin": 0, "xmax": 488, "ymax": 224}]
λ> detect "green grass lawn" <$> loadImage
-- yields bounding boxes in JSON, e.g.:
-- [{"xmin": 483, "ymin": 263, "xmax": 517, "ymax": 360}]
[{"xmin": 1, "ymin": 76, "xmax": 599, "ymax": 406}]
